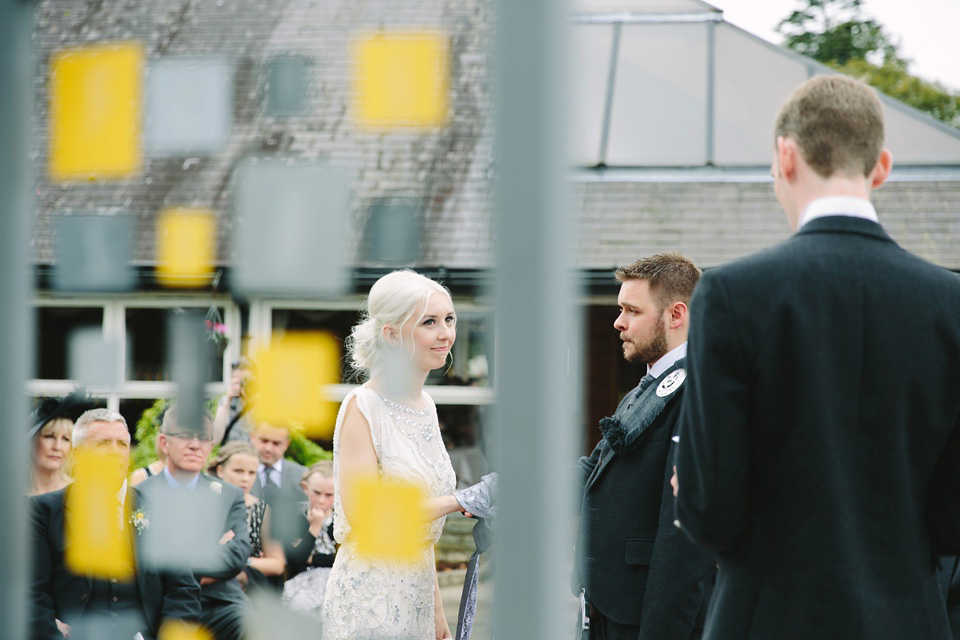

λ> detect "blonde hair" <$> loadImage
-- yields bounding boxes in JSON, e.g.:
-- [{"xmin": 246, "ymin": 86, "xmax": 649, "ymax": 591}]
[
  {"xmin": 32, "ymin": 418, "xmax": 74, "ymax": 483},
  {"xmin": 301, "ymin": 459, "xmax": 334, "ymax": 485},
  {"xmin": 208, "ymin": 441, "xmax": 259, "ymax": 475},
  {"xmin": 346, "ymin": 270, "xmax": 452, "ymax": 377}
]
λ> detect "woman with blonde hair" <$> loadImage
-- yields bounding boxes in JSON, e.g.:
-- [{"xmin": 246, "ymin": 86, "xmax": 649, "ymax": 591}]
[
  {"xmin": 321, "ymin": 270, "xmax": 473, "ymax": 640},
  {"xmin": 28, "ymin": 416, "xmax": 73, "ymax": 496}
]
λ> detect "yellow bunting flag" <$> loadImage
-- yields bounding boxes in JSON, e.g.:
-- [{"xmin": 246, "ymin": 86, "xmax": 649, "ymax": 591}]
[
  {"xmin": 346, "ymin": 473, "xmax": 428, "ymax": 564},
  {"xmin": 353, "ymin": 31, "xmax": 450, "ymax": 128},
  {"xmin": 49, "ymin": 42, "xmax": 143, "ymax": 180},
  {"xmin": 156, "ymin": 207, "xmax": 215, "ymax": 287},
  {"xmin": 158, "ymin": 620, "xmax": 214, "ymax": 640},
  {"xmin": 65, "ymin": 449, "xmax": 134, "ymax": 580},
  {"xmin": 252, "ymin": 332, "xmax": 340, "ymax": 438}
]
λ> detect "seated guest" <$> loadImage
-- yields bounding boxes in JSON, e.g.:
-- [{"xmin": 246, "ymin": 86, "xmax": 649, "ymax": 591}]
[
  {"xmin": 250, "ymin": 422, "xmax": 306, "ymax": 507},
  {"xmin": 29, "ymin": 408, "xmax": 201, "ymax": 640},
  {"xmin": 27, "ymin": 416, "xmax": 72, "ymax": 497},
  {"xmin": 282, "ymin": 461, "xmax": 337, "ymax": 619},
  {"xmin": 209, "ymin": 442, "xmax": 285, "ymax": 592},
  {"xmin": 137, "ymin": 405, "xmax": 251, "ymax": 640}
]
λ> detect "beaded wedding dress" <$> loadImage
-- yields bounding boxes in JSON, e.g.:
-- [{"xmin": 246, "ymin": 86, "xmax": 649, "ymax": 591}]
[{"xmin": 321, "ymin": 385, "xmax": 457, "ymax": 640}]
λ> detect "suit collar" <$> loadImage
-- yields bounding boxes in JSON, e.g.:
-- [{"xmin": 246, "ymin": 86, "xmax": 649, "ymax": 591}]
[
  {"xmin": 794, "ymin": 214, "xmax": 893, "ymax": 243},
  {"xmin": 586, "ymin": 358, "xmax": 688, "ymax": 491}
]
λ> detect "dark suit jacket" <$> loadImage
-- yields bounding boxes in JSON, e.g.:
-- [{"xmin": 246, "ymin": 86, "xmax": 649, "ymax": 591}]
[
  {"xmin": 251, "ymin": 458, "xmax": 307, "ymax": 504},
  {"xmin": 676, "ymin": 216, "xmax": 960, "ymax": 640},
  {"xmin": 575, "ymin": 358, "xmax": 716, "ymax": 636},
  {"xmin": 940, "ymin": 556, "xmax": 960, "ymax": 639},
  {"xmin": 137, "ymin": 473, "xmax": 252, "ymax": 607},
  {"xmin": 29, "ymin": 488, "xmax": 201, "ymax": 640}
]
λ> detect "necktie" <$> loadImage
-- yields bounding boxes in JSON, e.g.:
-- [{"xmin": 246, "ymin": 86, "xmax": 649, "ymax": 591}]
[
  {"xmin": 638, "ymin": 374, "xmax": 656, "ymax": 392},
  {"xmin": 263, "ymin": 466, "xmax": 279, "ymax": 505}
]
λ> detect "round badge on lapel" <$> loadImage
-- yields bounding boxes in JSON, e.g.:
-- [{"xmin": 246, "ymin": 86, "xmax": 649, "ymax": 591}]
[{"xmin": 656, "ymin": 369, "xmax": 686, "ymax": 397}]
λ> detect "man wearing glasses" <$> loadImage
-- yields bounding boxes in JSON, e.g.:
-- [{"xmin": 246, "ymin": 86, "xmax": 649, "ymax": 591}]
[{"xmin": 138, "ymin": 405, "xmax": 252, "ymax": 640}]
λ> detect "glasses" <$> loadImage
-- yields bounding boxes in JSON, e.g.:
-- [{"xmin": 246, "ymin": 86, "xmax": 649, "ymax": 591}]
[{"xmin": 167, "ymin": 431, "xmax": 214, "ymax": 443}]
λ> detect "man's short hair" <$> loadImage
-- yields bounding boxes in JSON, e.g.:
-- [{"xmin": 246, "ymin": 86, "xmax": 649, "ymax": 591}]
[
  {"xmin": 73, "ymin": 408, "xmax": 127, "ymax": 448},
  {"xmin": 160, "ymin": 404, "xmax": 213, "ymax": 434},
  {"xmin": 252, "ymin": 422, "xmax": 292, "ymax": 438},
  {"xmin": 774, "ymin": 75, "xmax": 884, "ymax": 179},
  {"xmin": 615, "ymin": 253, "xmax": 702, "ymax": 311}
]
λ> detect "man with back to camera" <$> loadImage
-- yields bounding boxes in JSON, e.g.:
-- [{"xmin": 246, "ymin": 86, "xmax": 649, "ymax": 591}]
[
  {"xmin": 675, "ymin": 75, "xmax": 960, "ymax": 639},
  {"xmin": 574, "ymin": 253, "xmax": 716, "ymax": 640}
]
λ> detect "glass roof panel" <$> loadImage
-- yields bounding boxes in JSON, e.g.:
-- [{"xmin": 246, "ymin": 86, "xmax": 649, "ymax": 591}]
[{"xmin": 606, "ymin": 22, "xmax": 708, "ymax": 166}]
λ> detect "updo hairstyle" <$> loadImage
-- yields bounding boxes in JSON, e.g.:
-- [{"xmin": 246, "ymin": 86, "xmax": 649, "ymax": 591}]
[{"xmin": 346, "ymin": 270, "xmax": 452, "ymax": 377}]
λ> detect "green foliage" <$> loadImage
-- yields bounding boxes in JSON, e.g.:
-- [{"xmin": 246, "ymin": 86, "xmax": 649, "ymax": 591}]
[
  {"xmin": 286, "ymin": 429, "xmax": 333, "ymax": 467},
  {"xmin": 131, "ymin": 397, "xmax": 170, "ymax": 470},
  {"xmin": 837, "ymin": 59, "xmax": 960, "ymax": 129},
  {"xmin": 778, "ymin": 0, "xmax": 960, "ymax": 129}
]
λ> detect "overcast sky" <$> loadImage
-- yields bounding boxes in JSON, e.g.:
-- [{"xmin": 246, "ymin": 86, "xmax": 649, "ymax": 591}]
[{"xmin": 706, "ymin": 0, "xmax": 960, "ymax": 91}]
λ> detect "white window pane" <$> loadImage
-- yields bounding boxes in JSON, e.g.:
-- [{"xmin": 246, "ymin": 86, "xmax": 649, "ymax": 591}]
[{"xmin": 606, "ymin": 23, "xmax": 708, "ymax": 166}]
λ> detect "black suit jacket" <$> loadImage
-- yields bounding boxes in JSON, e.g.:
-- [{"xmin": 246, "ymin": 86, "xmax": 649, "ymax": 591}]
[
  {"xmin": 29, "ymin": 488, "xmax": 201, "ymax": 640},
  {"xmin": 676, "ymin": 216, "xmax": 960, "ymax": 640},
  {"xmin": 137, "ymin": 473, "xmax": 252, "ymax": 607},
  {"xmin": 575, "ymin": 358, "xmax": 715, "ymax": 636}
]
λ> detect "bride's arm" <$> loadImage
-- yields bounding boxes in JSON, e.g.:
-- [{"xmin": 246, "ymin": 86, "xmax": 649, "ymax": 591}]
[
  {"xmin": 434, "ymin": 571, "xmax": 452, "ymax": 639},
  {"xmin": 424, "ymin": 495, "xmax": 464, "ymax": 522},
  {"xmin": 338, "ymin": 397, "xmax": 380, "ymax": 526}
]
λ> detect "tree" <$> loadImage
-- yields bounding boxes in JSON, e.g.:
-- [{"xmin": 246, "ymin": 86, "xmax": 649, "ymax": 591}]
[{"xmin": 777, "ymin": 0, "xmax": 960, "ymax": 129}]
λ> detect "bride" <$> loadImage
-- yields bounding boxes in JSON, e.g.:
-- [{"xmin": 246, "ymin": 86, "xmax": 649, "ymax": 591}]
[{"xmin": 321, "ymin": 270, "xmax": 468, "ymax": 640}]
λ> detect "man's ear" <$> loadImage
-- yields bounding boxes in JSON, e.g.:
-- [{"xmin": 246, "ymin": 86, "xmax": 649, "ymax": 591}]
[
  {"xmin": 157, "ymin": 433, "xmax": 168, "ymax": 456},
  {"xmin": 777, "ymin": 136, "xmax": 798, "ymax": 181},
  {"xmin": 667, "ymin": 301, "xmax": 688, "ymax": 329},
  {"xmin": 870, "ymin": 149, "xmax": 893, "ymax": 189}
]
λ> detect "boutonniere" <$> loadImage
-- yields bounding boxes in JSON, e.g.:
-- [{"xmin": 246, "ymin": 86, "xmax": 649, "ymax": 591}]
[
  {"xmin": 598, "ymin": 416, "xmax": 626, "ymax": 452},
  {"xmin": 130, "ymin": 509, "xmax": 150, "ymax": 534},
  {"xmin": 210, "ymin": 481, "xmax": 223, "ymax": 496}
]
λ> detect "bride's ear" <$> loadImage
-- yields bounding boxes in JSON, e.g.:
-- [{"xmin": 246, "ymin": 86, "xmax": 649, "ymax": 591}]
[{"xmin": 381, "ymin": 324, "xmax": 400, "ymax": 347}]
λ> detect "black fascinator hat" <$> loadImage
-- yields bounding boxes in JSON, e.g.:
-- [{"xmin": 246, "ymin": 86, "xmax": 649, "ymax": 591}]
[{"xmin": 27, "ymin": 387, "xmax": 89, "ymax": 441}]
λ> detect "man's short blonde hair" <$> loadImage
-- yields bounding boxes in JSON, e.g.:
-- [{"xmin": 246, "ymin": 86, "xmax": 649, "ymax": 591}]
[{"xmin": 774, "ymin": 75, "xmax": 884, "ymax": 179}]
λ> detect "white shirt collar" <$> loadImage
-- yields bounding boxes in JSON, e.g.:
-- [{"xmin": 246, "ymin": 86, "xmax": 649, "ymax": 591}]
[
  {"xmin": 162, "ymin": 467, "xmax": 200, "ymax": 490},
  {"xmin": 797, "ymin": 196, "xmax": 878, "ymax": 230},
  {"xmin": 648, "ymin": 342, "xmax": 687, "ymax": 380},
  {"xmin": 259, "ymin": 460, "xmax": 283, "ymax": 485}
]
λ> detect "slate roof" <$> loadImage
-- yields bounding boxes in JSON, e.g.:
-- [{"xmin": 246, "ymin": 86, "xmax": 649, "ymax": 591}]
[{"xmin": 31, "ymin": 0, "xmax": 960, "ymax": 278}]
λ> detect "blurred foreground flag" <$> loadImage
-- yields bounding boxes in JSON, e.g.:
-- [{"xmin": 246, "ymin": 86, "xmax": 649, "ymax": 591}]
[
  {"xmin": 353, "ymin": 31, "xmax": 450, "ymax": 128},
  {"xmin": 65, "ymin": 449, "xmax": 134, "ymax": 580},
  {"xmin": 232, "ymin": 157, "xmax": 350, "ymax": 297},
  {"xmin": 158, "ymin": 620, "xmax": 214, "ymax": 640},
  {"xmin": 252, "ymin": 332, "xmax": 340, "ymax": 438},
  {"xmin": 49, "ymin": 43, "xmax": 143, "ymax": 180},
  {"xmin": 156, "ymin": 207, "xmax": 215, "ymax": 287},
  {"xmin": 346, "ymin": 473, "xmax": 429, "ymax": 564}
]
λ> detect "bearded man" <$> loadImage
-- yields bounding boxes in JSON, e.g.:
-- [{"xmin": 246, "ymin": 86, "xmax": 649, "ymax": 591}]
[{"xmin": 573, "ymin": 253, "xmax": 715, "ymax": 640}]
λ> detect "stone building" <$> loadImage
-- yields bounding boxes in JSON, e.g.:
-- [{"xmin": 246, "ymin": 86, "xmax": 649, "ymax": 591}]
[{"xmin": 31, "ymin": 0, "xmax": 960, "ymax": 459}]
